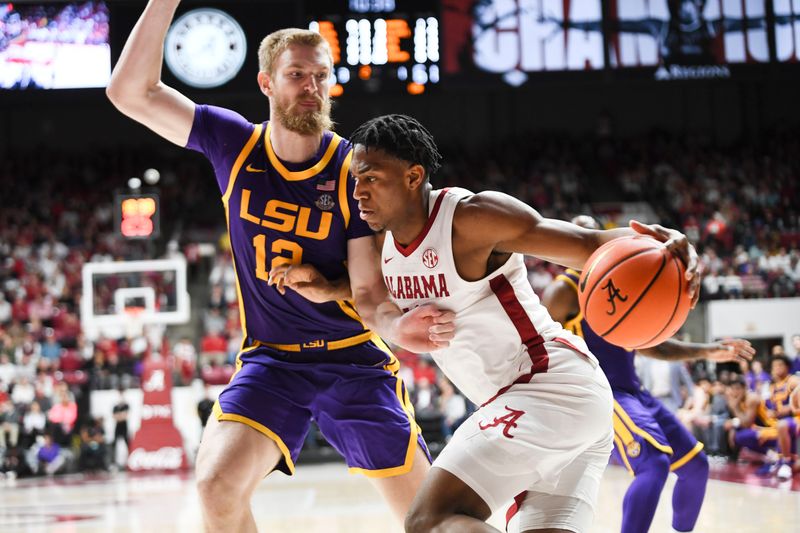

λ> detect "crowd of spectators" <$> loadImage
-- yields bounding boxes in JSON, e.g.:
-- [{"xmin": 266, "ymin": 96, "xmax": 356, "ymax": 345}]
[{"xmin": 1, "ymin": 1, "xmax": 110, "ymax": 48}]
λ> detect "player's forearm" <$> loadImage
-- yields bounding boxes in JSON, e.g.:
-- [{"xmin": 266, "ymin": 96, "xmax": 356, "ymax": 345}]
[
  {"xmin": 528, "ymin": 223, "xmax": 635, "ymax": 270},
  {"xmin": 107, "ymin": 0, "xmax": 181, "ymax": 104},
  {"xmin": 595, "ymin": 227, "xmax": 637, "ymax": 247},
  {"xmin": 559, "ymin": 226, "xmax": 635, "ymax": 269},
  {"xmin": 325, "ymin": 276, "xmax": 353, "ymax": 301},
  {"xmin": 352, "ymin": 285, "xmax": 401, "ymax": 341},
  {"xmin": 638, "ymin": 339, "xmax": 721, "ymax": 361},
  {"xmin": 368, "ymin": 301, "xmax": 406, "ymax": 343}
]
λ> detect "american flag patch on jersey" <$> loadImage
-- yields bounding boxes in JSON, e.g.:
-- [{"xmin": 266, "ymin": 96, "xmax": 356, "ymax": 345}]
[{"xmin": 316, "ymin": 178, "xmax": 335, "ymax": 191}]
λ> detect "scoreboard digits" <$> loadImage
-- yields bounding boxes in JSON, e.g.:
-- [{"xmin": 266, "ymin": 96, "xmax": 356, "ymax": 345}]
[
  {"xmin": 116, "ymin": 193, "xmax": 161, "ymax": 240},
  {"xmin": 306, "ymin": 0, "xmax": 440, "ymax": 95}
]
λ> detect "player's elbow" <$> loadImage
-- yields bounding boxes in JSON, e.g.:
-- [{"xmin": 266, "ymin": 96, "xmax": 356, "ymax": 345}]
[
  {"xmin": 105, "ymin": 76, "xmax": 152, "ymax": 115},
  {"xmin": 105, "ymin": 82, "xmax": 139, "ymax": 114}
]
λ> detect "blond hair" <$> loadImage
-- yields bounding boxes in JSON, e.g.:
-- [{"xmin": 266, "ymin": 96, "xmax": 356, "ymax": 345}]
[{"xmin": 258, "ymin": 28, "xmax": 332, "ymax": 75}]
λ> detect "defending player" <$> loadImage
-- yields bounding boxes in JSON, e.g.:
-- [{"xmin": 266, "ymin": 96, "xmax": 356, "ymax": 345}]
[
  {"xmin": 541, "ymin": 216, "xmax": 754, "ymax": 533},
  {"xmin": 341, "ymin": 114, "xmax": 700, "ymax": 533},
  {"xmin": 107, "ymin": 3, "xmax": 451, "ymax": 531}
]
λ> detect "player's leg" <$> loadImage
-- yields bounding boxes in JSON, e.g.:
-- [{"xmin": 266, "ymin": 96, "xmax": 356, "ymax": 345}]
[
  {"xmin": 618, "ymin": 445, "xmax": 671, "ymax": 533},
  {"xmin": 368, "ymin": 445, "xmax": 431, "ymax": 523},
  {"xmin": 195, "ymin": 415, "xmax": 283, "ymax": 533},
  {"xmin": 313, "ymin": 340, "xmax": 434, "ymax": 522},
  {"xmin": 511, "ymin": 435, "xmax": 611, "ymax": 533},
  {"xmin": 195, "ymin": 350, "xmax": 313, "ymax": 533},
  {"xmin": 405, "ymin": 469, "xmax": 577, "ymax": 533},
  {"xmin": 611, "ymin": 393, "xmax": 674, "ymax": 533},
  {"xmin": 670, "ymin": 452, "xmax": 709, "ymax": 531},
  {"xmin": 405, "ymin": 466, "xmax": 496, "ymax": 532},
  {"xmin": 409, "ymin": 354, "xmax": 612, "ymax": 533},
  {"xmin": 648, "ymin": 392, "xmax": 708, "ymax": 533}
]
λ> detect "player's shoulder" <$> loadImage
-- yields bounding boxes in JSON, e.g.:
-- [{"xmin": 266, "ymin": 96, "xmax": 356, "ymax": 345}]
[
  {"xmin": 540, "ymin": 275, "xmax": 579, "ymax": 318},
  {"xmin": 189, "ymin": 104, "xmax": 257, "ymax": 151},
  {"xmin": 196, "ymin": 104, "xmax": 254, "ymax": 129},
  {"xmin": 452, "ymin": 190, "xmax": 525, "ymax": 246},
  {"xmin": 456, "ymin": 189, "xmax": 504, "ymax": 209},
  {"xmin": 337, "ymin": 134, "xmax": 354, "ymax": 152},
  {"xmin": 452, "ymin": 189, "xmax": 507, "ymax": 222}
]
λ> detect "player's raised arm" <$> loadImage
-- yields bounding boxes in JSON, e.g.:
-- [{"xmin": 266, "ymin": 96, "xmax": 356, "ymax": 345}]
[
  {"xmin": 453, "ymin": 191, "xmax": 700, "ymax": 301},
  {"xmin": 106, "ymin": 0, "xmax": 195, "ymax": 146}
]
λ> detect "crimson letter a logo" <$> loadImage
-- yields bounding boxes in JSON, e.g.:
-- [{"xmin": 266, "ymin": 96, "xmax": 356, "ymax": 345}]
[{"xmin": 478, "ymin": 406, "xmax": 525, "ymax": 438}]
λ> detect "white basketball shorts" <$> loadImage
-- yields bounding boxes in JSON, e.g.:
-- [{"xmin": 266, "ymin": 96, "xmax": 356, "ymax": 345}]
[{"xmin": 433, "ymin": 341, "xmax": 614, "ymax": 533}]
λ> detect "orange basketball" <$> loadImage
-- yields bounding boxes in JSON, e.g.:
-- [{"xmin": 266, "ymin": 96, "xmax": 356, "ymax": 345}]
[{"xmin": 577, "ymin": 235, "xmax": 692, "ymax": 349}]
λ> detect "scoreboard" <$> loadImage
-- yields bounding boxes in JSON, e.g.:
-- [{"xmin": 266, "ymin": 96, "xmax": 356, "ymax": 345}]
[
  {"xmin": 304, "ymin": 0, "xmax": 440, "ymax": 95},
  {"xmin": 115, "ymin": 193, "xmax": 161, "ymax": 240}
]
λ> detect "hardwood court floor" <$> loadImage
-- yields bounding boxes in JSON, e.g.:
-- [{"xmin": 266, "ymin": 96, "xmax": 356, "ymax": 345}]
[{"xmin": 0, "ymin": 463, "xmax": 797, "ymax": 532}]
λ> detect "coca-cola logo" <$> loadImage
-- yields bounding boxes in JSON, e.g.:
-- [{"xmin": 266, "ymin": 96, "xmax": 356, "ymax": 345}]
[{"xmin": 128, "ymin": 447, "xmax": 184, "ymax": 470}]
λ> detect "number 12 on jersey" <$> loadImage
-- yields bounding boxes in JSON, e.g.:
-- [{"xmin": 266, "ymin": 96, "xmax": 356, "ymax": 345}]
[{"xmin": 253, "ymin": 234, "xmax": 303, "ymax": 281}]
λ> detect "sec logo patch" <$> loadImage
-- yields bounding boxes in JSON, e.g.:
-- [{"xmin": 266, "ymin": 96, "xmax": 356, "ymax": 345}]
[{"xmin": 422, "ymin": 248, "xmax": 438, "ymax": 269}]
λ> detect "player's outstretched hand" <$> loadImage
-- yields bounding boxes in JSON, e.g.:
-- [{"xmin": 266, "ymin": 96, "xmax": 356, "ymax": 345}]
[
  {"xmin": 704, "ymin": 338, "xmax": 755, "ymax": 363},
  {"xmin": 268, "ymin": 263, "xmax": 349, "ymax": 303},
  {"xmin": 630, "ymin": 220, "xmax": 701, "ymax": 308},
  {"xmin": 393, "ymin": 303, "xmax": 456, "ymax": 353}
]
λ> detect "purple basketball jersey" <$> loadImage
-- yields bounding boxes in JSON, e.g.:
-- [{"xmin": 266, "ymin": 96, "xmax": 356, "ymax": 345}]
[{"xmin": 187, "ymin": 105, "xmax": 374, "ymax": 354}]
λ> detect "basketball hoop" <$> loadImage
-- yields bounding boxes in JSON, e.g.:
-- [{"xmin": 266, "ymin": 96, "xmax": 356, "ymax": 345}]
[{"xmin": 81, "ymin": 258, "xmax": 190, "ymax": 342}]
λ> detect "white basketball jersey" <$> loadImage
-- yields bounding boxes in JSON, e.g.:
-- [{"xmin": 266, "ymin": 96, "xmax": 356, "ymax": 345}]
[{"xmin": 382, "ymin": 187, "xmax": 597, "ymax": 405}]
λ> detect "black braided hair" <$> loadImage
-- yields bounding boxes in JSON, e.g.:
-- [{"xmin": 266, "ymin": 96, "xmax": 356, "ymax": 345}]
[{"xmin": 349, "ymin": 114, "xmax": 442, "ymax": 180}]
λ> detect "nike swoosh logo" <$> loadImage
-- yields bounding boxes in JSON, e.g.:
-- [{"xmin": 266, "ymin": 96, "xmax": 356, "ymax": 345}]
[
  {"xmin": 384, "ymin": 257, "xmax": 394, "ymax": 264},
  {"xmin": 245, "ymin": 164, "xmax": 266, "ymax": 173}
]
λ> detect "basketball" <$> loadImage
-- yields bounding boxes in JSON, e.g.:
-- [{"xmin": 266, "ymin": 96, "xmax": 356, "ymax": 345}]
[{"xmin": 578, "ymin": 235, "xmax": 692, "ymax": 350}]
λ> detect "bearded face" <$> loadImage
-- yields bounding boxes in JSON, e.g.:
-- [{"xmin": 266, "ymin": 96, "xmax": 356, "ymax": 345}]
[
  {"xmin": 273, "ymin": 90, "xmax": 333, "ymax": 135},
  {"xmin": 264, "ymin": 43, "xmax": 335, "ymax": 136}
]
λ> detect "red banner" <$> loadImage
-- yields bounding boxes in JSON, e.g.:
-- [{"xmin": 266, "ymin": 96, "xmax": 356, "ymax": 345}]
[{"xmin": 127, "ymin": 356, "xmax": 188, "ymax": 471}]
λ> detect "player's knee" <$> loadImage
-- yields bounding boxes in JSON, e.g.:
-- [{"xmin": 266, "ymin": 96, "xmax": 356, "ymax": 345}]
[
  {"xmin": 196, "ymin": 461, "xmax": 247, "ymax": 516},
  {"xmin": 404, "ymin": 507, "xmax": 441, "ymax": 533},
  {"xmin": 641, "ymin": 449, "xmax": 671, "ymax": 482},
  {"xmin": 405, "ymin": 497, "xmax": 488, "ymax": 533},
  {"xmin": 676, "ymin": 452, "xmax": 709, "ymax": 481},
  {"xmin": 694, "ymin": 452, "xmax": 710, "ymax": 477},
  {"xmin": 777, "ymin": 419, "xmax": 791, "ymax": 435},
  {"xmin": 404, "ymin": 499, "xmax": 455, "ymax": 533}
]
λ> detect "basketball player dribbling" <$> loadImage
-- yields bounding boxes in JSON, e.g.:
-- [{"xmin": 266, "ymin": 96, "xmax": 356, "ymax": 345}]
[
  {"xmin": 107, "ymin": 3, "xmax": 454, "ymax": 531},
  {"xmin": 341, "ymin": 114, "xmax": 700, "ymax": 533},
  {"xmin": 542, "ymin": 216, "xmax": 754, "ymax": 533}
]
